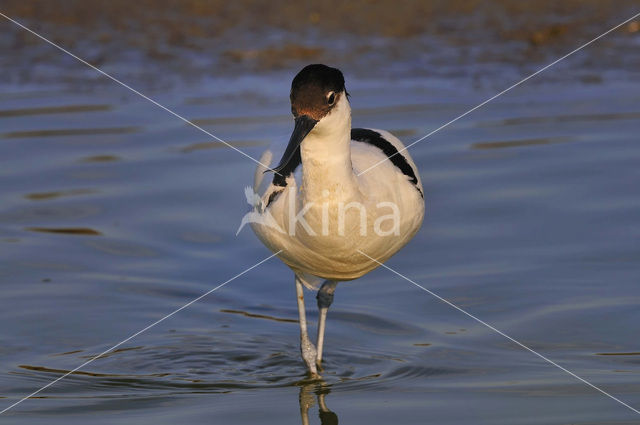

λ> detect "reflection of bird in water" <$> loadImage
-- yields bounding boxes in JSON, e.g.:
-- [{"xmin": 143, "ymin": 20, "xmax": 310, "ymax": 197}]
[
  {"xmin": 250, "ymin": 64, "xmax": 424, "ymax": 376},
  {"xmin": 299, "ymin": 380, "xmax": 338, "ymax": 425}
]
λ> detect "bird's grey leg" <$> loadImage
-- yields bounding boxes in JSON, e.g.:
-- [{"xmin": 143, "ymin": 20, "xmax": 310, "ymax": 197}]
[
  {"xmin": 316, "ymin": 281, "xmax": 338, "ymax": 369},
  {"xmin": 295, "ymin": 275, "xmax": 318, "ymax": 376}
]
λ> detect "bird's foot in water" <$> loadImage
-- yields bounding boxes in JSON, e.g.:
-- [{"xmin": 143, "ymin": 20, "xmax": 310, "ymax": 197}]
[{"xmin": 301, "ymin": 335, "xmax": 319, "ymax": 377}]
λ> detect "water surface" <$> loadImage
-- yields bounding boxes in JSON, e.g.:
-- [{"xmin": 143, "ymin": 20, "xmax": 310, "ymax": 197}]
[{"xmin": 1, "ymin": 7, "xmax": 640, "ymax": 425}]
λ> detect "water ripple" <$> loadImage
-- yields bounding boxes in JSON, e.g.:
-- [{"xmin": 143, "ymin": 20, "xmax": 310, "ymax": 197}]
[
  {"xmin": 0, "ymin": 104, "xmax": 111, "ymax": 118},
  {"xmin": 25, "ymin": 227, "xmax": 102, "ymax": 236},
  {"xmin": 2, "ymin": 127, "xmax": 139, "ymax": 139}
]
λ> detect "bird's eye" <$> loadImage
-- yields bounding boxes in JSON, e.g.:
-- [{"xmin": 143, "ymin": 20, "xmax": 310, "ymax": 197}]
[{"xmin": 327, "ymin": 92, "xmax": 336, "ymax": 105}]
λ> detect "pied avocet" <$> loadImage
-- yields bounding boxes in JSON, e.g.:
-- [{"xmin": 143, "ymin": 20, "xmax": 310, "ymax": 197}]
[{"xmin": 249, "ymin": 64, "xmax": 424, "ymax": 376}]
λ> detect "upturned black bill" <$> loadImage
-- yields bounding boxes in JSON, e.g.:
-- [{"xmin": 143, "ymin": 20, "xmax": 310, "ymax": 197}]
[{"xmin": 270, "ymin": 115, "xmax": 318, "ymax": 175}]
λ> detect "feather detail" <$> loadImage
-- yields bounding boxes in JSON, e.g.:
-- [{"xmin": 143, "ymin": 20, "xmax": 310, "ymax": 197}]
[{"xmin": 253, "ymin": 150, "xmax": 273, "ymax": 193}]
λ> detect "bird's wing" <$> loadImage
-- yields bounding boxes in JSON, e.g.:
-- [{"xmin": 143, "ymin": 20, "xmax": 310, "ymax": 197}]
[
  {"xmin": 253, "ymin": 149, "xmax": 273, "ymax": 195},
  {"xmin": 351, "ymin": 128, "xmax": 423, "ymax": 196}
]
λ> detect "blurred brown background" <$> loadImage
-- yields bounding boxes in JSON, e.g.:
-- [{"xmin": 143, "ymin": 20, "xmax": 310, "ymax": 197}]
[{"xmin": 2, "ymin": 0, "xmax": 639, "ymax": 88}]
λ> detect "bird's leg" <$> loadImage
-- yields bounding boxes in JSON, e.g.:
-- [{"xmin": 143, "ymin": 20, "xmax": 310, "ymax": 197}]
[
  {"xmin": 295, "ymin": 275, "xmax": 318, "ymax": 377},
  {"xmin": 317, "ymin": 389, "xmax": 339, "ymax": 425},
  {"xmin": 316, "ymin": 281, "xmax": 338, "ymax": 370},
  {"xmin": 298, "ymin": 383, "xmax": 315, "ymax": 425}
]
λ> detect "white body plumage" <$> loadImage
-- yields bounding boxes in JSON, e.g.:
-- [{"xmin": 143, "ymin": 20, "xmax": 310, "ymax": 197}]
[{"xmin": 250, "ymin": 90, "xmax": 424, "ymax": 285}]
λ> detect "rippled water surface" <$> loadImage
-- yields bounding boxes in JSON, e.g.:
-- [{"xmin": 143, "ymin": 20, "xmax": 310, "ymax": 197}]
[{"xmin": 2, "ymin": 10, "xmax": 640, "ymax": 424}]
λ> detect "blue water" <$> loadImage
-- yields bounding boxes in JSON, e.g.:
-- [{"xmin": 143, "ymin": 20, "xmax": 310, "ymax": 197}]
[{"xmin": 1, "ymin": 38, "xmax": 640, "ymax": 425}]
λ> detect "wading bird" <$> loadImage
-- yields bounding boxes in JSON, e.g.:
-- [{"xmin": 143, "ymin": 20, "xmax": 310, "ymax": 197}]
[{"xmin": 249, "ymin": 64, "xmax": 424, "ymax": 376}]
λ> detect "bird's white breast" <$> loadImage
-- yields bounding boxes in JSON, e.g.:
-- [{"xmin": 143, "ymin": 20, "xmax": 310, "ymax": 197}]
[{"xmin": 251, "ymin": 129, "xmax": 424, "ymax": 281}]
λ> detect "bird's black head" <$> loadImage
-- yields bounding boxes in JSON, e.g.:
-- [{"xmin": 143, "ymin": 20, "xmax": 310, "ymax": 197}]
[
  {"xmin": 290, "ymin": 64, "xmax": 347, "ymax": 121},
  {"xmin": 271, "ymin": 64, "xmax": 349, "ymax": 176}
]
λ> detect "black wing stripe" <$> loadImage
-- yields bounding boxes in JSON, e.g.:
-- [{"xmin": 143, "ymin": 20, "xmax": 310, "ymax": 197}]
[
  {"xmin": 351, "ymin": 128, "xmax": 423, "ymax": 198},
  {"xmin": 265, "ymin": 188, "xmax": 283, "ymax": 208}
]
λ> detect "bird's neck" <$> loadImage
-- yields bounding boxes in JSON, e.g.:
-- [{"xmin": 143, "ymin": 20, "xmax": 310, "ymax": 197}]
[{"xmin": 300, "ymin": 124, "xmax": 358, "ymax": 203}]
